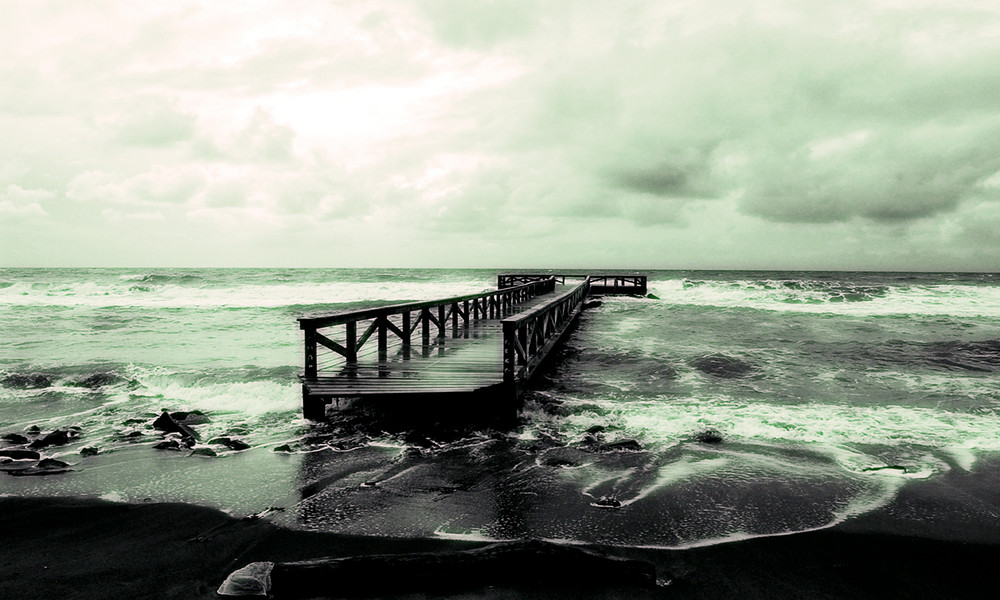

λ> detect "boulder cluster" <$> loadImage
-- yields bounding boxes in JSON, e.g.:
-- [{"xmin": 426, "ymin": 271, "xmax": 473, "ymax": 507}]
[
  {"xmin": 0, "ymin": 426, "xmax": 80, "ymax": 476},
  {"xmin": 150, "ymin": 410, "xmax": 252, "ymax": 457}
]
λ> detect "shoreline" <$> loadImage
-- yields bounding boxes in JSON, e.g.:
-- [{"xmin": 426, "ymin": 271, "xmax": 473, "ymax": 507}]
[{"xmin": 2, "ymin": 494, "xmax": 998, "ymax": 600}]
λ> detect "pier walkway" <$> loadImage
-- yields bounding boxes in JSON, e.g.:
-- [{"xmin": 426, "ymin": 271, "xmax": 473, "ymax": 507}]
[{"xmin": 297, "ymin": 274, "xmax": 646, "ymax": 422}]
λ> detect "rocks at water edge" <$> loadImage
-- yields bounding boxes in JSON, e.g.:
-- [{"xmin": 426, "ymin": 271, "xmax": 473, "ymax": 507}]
[
  {"xmin": 153, "ymin": 411, "xmax": 200, "ymax": 442},
  {"xmin": 154, "ymin": 439, "xmax": 184, "ymax": 451},
  {"xmin": 168, "ymin": 410, "xmax": 211, "ymax": 426},
  {"xmin": 0, "ymin": 448, "xmax": 41, "ymax": 460},
  {"xmin": 28, "ymin": 428, "xmax": 81, "ymax": 449},
  {"xmin": 2, "ymin": 433, "xmax": 29, "ymax": 445},
  {"xmin": 208, "ymin": 437, "xmax": 251, "ymax": 451},
  {"xmin": 1, "ymin": 456, "xmax": 73, "ymax": 476}
]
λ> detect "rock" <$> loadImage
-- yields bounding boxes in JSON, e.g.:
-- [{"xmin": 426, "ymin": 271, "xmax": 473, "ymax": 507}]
[
  {"xmin": 37, "ymin": 458, "xmax": 71, "ymax": 470},
  {"xmin": 0, "ymin": 449, "xmax": 41, "ymax": 460},
  {"xmin": 153, "ymin": 411, "xmax": 199, "ymax": 441},
  {"xmin": 5, "ymin": 458, "xmax": 73, "ymax": 476},
  {"xmin": 79, "ymin": 446, "xmax": 100, "ymax": 457},
  {"xmin": 2, "ymin": 373, "xmax": 51, "ymax": 389},
  {"xmin": 690, "ymin": 354, "xmax": 754, "ymax": 378},
  {"xmin": 645, "ymin": 293, "xmax": 660, "ymax": 300},
  {"xmin": 28, "ymin": 429, "xmax": 74, "ymax": 449},
  {"xmin": 695, "ymin": 428, "xmax": 724, "ymax": 444},
  {"xmin": 862, "ymin": 465, "xmax": 908, "ymax": 473},
  {"xmin": 2, "ymin": 433, "xmax": 29, "ymax": 445},
  {"xmin": 583, "ymin": 300, "xmax": 603, "ymax": 309},
  {"xmin": 585, "ymin": 425, "xmax": 606, "ymax": 435},
  {"xmin": 273, "ymin": 444, "xmax": 294, "ymax": 453},
  {"xmin": 599, "ymin": 439, "xmax": 643, "ymax": 453},
  {"xmin": 190, "ymin": 447, "xmax": 217, "ymax": 458},
  {"xmin": 73, "ymin": 372, "xmax": 122, "ymax": 388},
  {"xmin": 209, "ymin": 437, "xmax": 251, "ymax": 451},
  {"xmin": 593, "ymin": 496, "xmax": 622, "ymax": 508},
  {"xmin": 116, "ymin": 429, "xmax": 145, "ymax": 441},
  {"xmin": 153, "ymin": 440, "xmax": 182, "ymax": 451},
  {"xmin": 218, "ymin": 561, "xmax": 275, "ymax": 597},
  {"xmin": 170, "ymin": 410, "xmax": 211, "ymax": 426}
]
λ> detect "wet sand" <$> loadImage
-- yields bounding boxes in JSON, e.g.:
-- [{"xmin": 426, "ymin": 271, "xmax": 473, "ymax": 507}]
[{"xmin": 2, "ymin": 490, "xmax": 998, "ymax": 600}]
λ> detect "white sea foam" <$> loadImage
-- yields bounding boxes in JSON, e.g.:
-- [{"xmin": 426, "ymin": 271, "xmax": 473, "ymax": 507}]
[
  {"xmin": 0, "ymin": 280, "xmax": 491, "ymax": 308},
  {"xmin": 647, "ymin": 279, "xmax": 1000, "ymax": 317},
  {"xmin": 556, "ymin": 395, "xmax": 1000, "ymax": 478}
]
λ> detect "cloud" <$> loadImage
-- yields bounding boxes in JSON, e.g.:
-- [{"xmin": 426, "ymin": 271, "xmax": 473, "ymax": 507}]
[
  {"xmin": 416, "ymin": 0, "xmax": 541, "ymax": 49},
  {"xmin": 738, "ymin": 119, "xmax": 1000, "ymax": 223},
  {"xmin": 106, "ymin": 95, "xmax": 197, "ymax": 147},
  {"xmin": 0, "ymin": 184, "xmax": 52, "ymax": 218},
  {"xmin": 67, "ymin": 166, "xmax": 206, "ymax": 206},
  {"xmin": 196, "ymin": 107, "xmax": 296, "ymax": 162},
  {"xmin": 6, "ymin": 0, "xmax": 1000, "ymax": 269}
]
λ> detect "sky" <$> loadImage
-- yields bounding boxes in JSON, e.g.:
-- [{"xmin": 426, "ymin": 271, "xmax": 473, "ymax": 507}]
[{"xmin": 3, "ymin": 0, "xmax": 1000, "ymax": 270}]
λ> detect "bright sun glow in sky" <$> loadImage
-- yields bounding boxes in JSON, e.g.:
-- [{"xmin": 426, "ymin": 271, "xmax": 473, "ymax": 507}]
[{"xmin": 2, "ymin": 0, "xmax": 1000, "ymax": 270}]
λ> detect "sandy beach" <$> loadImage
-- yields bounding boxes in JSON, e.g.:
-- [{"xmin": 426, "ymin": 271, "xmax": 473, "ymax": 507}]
[{"xmin": 3, "ymin": 483, "xmax": 999, "ymax": 600}]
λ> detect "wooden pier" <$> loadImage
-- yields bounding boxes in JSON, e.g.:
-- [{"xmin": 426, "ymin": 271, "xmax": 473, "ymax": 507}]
[{"xmin": 297, "ymin": 273, "xmax": 647, "ymax": 423}]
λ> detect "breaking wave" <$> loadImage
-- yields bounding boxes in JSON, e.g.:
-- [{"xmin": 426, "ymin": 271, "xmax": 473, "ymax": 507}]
[{"xmin": 649, "ymin": 278, "xmax": 1000, "ymax": 317}]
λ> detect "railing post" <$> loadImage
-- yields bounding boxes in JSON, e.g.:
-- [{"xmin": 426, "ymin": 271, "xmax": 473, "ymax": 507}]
[
  {"xmin": 421, "ymin": 308, "xmax": 431, "ymax": 357},
  {"xmin": 378, "ymin": 316, "xmax": 388, "ymax": 363},
  {"xmin": 304, "ymin": 327, "xmax": 318, "ymax": 378},
  {"xmin": 502, "ymin": 320, "xmax": 517, "ymax": 382},
  {"xmin": 438, "ymin": 305, "xmax": 446, "ymax": 338},
  {"xmin": 401, "ymin": 310, "xmax": 411, "ymax": 360},
  {"xmin": 345, "ymin": 321, "xmax": 357, "ymax": 363}
]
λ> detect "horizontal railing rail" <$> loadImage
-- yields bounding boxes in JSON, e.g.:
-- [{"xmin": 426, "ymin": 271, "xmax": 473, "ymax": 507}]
[
  {"xmin": 299, "ymin": 277, "xmax": 558, "ymax": 379},
  {"xmin": 502, "ymin": 279, "xmax": 590, "ymax": 383},
  {"xmin": 498, "ymin": 274, "xmax": 567, "ymax": 288},
  {"xmin": 586, "ymin": 274, "xmax": 647, "ymax": 295}
]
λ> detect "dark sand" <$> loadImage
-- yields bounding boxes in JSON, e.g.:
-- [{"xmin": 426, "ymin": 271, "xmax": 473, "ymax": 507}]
[{"xmin": 2, "ymin": 491, "xmax": 998, "ymax": 600}]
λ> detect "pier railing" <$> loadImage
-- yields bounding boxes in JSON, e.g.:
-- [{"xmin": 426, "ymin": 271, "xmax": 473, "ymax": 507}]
[
  {"xmin": 499, "ymin": 273, "xmax": 646, "ymax": 295},
  {"xmin": 298, "ymin": 277, "xmax": 557, "ymax": 378},
  {"xmin": 586, "ymin": 274, "xmax": 647, "ymax": 295},
  {"xmin": 498, "ymin": 274, "xmax": 566, "ymax": 288},
  {"xmin": 502, "ymin": 279, "xmax": 590, "ymax": 383}
]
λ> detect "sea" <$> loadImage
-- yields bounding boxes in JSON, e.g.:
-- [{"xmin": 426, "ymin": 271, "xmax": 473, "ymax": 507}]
[{"xmin": 2, "ymin": 268, "xmax": 999, "ymax": 548}]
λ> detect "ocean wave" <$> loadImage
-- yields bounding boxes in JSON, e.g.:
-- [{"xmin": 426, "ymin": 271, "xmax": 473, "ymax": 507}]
[
  {"xmin": 535, "ymin": 395, "xmax": 1000, "ymax": 475},
  {"xmin": 647, "ymin": 279, "xmax": 1000, "ymax": 317},
  {"xmin": 0, "ymin": 280, "xmax": 492, "ymax": 309}
]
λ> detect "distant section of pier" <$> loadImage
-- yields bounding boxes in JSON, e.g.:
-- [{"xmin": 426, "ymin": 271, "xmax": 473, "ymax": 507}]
[
  {"xmin": 498, "ymin": 273, "xmax": 647, "ymax": 295},
  {"xmin": 297, "ymin": 273, "xmax": 647, "ymax": 423}
]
